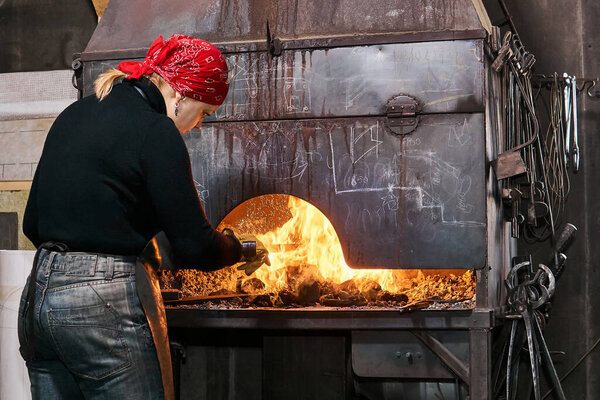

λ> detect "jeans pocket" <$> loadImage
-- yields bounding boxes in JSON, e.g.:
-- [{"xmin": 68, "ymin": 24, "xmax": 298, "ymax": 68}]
[{"xmin": 48, "ymin": 303, "xmax": 132, "ymax": 380}]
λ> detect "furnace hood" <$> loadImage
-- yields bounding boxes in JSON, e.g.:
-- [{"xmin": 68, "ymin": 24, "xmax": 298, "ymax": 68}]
[
  {"xmin": 80, "ymin": 0, "xmax": 492, "ymax": 270},
  {"xmin": 82, "ymin": 0, "xmax": 487, "ymax": 61}
]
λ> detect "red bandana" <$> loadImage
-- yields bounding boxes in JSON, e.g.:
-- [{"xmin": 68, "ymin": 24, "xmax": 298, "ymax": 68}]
[{"xmin": 117, "ymin": 34, "xmax": 229, "ymax": 106}]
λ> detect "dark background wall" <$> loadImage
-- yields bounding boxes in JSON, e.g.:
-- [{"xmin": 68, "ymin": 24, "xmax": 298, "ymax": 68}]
[
  {"xmin": 484, "ymin": 0, "xmax": 600, "ymax": 398},
  {"xmin": 0, "ymin": 0, "xmax": 97, "ymax": 72}
]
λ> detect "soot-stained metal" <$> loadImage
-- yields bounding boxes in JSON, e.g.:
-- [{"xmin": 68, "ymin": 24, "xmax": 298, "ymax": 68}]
[
  {"xmin": 80, "ymin": 1, "xmax": 507, "ymax": 398},
  {"xmin": 82, "ymin": 20, "xmax": 488, "ymax": 270}
]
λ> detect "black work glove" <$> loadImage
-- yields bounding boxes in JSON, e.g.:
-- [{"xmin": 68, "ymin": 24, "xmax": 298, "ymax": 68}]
[{"xmin": 222, "ymin": 229, "xmax": 271, "ymax": 275}]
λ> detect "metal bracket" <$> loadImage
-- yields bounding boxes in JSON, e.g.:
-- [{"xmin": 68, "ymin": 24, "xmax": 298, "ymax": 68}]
[
  {"xmin": 266, "ymin": 20, "xmax": 282, "ymax": 57},
  {"xmin": 412, "ymin": 331, "xmax": 470, "ymax": 385},
  {"xmin": 385, "ymin": 95, "xmax": 419, "ymax": 135},
  {"xmin": 71, "ymin": 54, "xmax": 83, "ymax": 98}
]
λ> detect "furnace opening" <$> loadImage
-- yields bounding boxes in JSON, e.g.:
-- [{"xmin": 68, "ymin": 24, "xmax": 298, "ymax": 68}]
[{"xmin": 160, "ymin": 194, "xmax": 475, "ymax": 309}]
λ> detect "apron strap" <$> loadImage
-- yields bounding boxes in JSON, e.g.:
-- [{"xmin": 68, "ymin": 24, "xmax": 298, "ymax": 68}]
[{"xmin": 136, "ymin": 232, "xmax": 175, "ymax": 400}]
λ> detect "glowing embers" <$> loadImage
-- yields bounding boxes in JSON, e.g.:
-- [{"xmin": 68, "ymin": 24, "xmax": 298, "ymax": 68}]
[{"xmin": 159, "ymin": 194, "xmax": 475, "ymax": 309}]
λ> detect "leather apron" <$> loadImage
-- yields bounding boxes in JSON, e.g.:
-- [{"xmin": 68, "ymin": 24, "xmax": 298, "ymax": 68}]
[{"xmin": 136, "ymin": 231, "xmax": 176, "ymax": 400}]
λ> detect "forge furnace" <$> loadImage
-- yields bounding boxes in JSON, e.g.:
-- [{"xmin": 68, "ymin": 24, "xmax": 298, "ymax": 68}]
[{"xmin": 80, "ymin": 1, "xmax": 511, "ymax": 398}]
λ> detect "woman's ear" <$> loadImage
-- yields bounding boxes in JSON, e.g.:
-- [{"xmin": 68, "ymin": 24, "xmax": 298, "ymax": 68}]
[{"xmin": 175, "ymin": 92, "xmax": 185, "ymax": 103}]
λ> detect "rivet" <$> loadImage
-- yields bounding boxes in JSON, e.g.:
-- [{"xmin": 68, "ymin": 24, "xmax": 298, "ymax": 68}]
[{"xmin": 105, "ymin": 303, "xmax": 111, "ymax": 308}]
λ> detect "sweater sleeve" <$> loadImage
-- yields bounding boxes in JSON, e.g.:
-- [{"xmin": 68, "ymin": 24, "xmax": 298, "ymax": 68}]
[{"xmin": 140, "ymin": 120, "xmax": 241, "ymax": 270}]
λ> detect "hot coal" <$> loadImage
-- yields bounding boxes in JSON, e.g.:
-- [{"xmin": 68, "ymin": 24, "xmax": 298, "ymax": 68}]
[
  {"xmin": 320, "ymin": 295, "xmax": 354, "ymax": 307},
  {"xmin": 377, "ymin": 291, "xmax": 409, "ymax": 303},
  {"xmin": 359, "ymin": 281, "xmax": 381, "ymax": 302},
  {"xmin": 239, "ymin": 277, "xmax": 266, "ymax": 294},
  {"xmin": 160, "ymin": 266, "xmax": 476, "ymax": 309},
  {"xmin": 336, "ymin": 279, "xmax": 358, "ymax": 294},
  {"xmin": 277, "ymin": 289, "xmax": 297, "ymax": 305},
  {"xmin": 250, "ymin": 294, "xmax": 274, "ymax": 307},
  {"xmin": 297, "ymin": 278, "xmax": 321, "ymax": 305}
]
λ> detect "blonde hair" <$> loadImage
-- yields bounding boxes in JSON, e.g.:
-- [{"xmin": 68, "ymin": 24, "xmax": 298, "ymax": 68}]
[{"xmin": 94, "ymin": 70, "xmax": 169, "ymax": 100}]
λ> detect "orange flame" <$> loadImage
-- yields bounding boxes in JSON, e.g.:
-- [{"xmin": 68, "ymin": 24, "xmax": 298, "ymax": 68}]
[
  {"xmin": 253, "ymin": 196, "xmax": 414, "ymax": 293},
  {"xmin": 168, "ymin": 194, "xmax": 475, "ymax": 306}
]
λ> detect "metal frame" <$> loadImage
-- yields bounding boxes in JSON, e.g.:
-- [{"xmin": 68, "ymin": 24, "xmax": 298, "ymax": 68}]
[
  {"xmin": 166, "ymin": 307, "xmax": 497, "ymax": 398},
  {"xmin": 163, "ymin": 34, "xmax": 509, "ymax": 397},
  {"xmin": 166, "ymin": 308, "xmax": 495, "ymax": 330}
]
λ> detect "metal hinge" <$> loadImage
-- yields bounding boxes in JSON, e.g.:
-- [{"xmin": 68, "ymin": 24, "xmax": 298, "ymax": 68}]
[{"xmin": 385, "ymin": 95, "xmax": 419, "ymax": 135}]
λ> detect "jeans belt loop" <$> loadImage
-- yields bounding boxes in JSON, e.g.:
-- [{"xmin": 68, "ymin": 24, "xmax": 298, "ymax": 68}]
[
  {"xmin": 45, "ymin": 252, "xmax": 57, "ymax": 278},
  {"xmin": 105, "ymin": 257, "xmax": 114, "ymax": 281}
]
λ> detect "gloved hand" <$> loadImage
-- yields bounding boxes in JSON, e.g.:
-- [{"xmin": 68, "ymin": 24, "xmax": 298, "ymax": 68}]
[
  {"xmin": 236, "ymin": 233, "xmax": 271, "ymax": 276},
  {"xmin": 222, "ymin": 229, "xmax": 271, "ymax": 275}
]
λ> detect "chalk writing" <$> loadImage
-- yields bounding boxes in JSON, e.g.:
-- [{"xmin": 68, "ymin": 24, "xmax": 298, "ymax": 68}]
[
  {"xmin": 284, "ymin": 78, "xmax": 311, "ymax": 113},
  {"xmin": 350, "ymin": 121, "xmax": 381, "ymax": 164},
  {"xmin": 329, "ymin": 123, "xmax": 484, "ymax": 227},
  {"xmin": 448, "ymin": 117, "xmax": 472, "ymax": 147},
  {"xmin": 206, "ymin": 40, "xmax": 483, "ymax": 122},
  {"xmin": 193, "ymin": 179, "xmax": 210, "ymax": 205}
]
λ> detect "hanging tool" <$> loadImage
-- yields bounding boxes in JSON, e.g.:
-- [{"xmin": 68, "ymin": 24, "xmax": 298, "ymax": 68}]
[
  {"xmin": 563, "ymin": 74, "xmax": 572, "ymax": 169},
  {"xmin": 492, "ymin": 32, "xmax": 513, "ymax": 72},
  {"xmin": 504, "ymin": 261, "xmax": 566, "ymax": 400},
  {"xmin": 492, "ymin": 31, "xmax": 539, "ymax": 181},
  {"xmin": 503, "ymin": 187, "xmax": 524, "ymax": 238},
  {"xmin": 570, "ymin": 76, "xmax": 580, "ymax": 172},
  {"xmin": 545, "ymin": 222, "xmax": 577, "ymax": 276},
  {"xmin": 580, "ymin": 78, "xmax": 599, "ymax": 98}
]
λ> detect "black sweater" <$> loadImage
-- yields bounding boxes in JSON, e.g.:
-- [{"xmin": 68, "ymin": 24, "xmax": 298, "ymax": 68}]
[{"xmin": 23, "ymin": 78, "xmax": 241, "ymax": 269}]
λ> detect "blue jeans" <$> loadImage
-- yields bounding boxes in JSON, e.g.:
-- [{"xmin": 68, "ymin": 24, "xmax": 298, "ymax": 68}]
[{"xmin": 18, "ymin": 249, "xmax": 164, "ymax": 399}]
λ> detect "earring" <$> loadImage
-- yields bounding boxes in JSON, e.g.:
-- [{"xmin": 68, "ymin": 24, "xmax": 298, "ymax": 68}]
[{"xmin": 174, "ymin": 103, "xmax": 179, "ymax": 117}]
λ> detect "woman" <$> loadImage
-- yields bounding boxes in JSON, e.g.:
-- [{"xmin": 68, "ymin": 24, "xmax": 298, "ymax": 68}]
[{"xmin": 18, "ymin": 34, "xmax": 267, "ymax": 400}]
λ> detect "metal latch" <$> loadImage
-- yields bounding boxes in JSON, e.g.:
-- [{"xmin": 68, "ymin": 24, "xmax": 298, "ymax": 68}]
[{"xmin": 385, "ymin": 95, "xmax": 419, "ymax": 135}]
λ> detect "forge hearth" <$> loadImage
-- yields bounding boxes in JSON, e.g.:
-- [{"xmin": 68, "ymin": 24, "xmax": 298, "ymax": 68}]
[
  {"xmin": 161, "ymin": 268, "xmax": 475, "ymax": 310},
  {"xmin": 159, "ymin": 194, "xmax": 476, "ymax": 310}
]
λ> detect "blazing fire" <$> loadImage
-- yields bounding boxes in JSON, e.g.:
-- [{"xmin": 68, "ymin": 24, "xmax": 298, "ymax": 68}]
[
  {"xmin": 160, "ymin": 195, "xmax": 475, "ymax": 308},
  {"xmin": 255, "ymin": 196, "xmax": 417, "ymax": 293}
]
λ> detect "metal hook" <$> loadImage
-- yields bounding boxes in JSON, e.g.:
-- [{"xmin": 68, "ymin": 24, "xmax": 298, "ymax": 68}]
[{"xmin": 579, "ymin": 78, "xmax": 599, "ymax": 98}]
